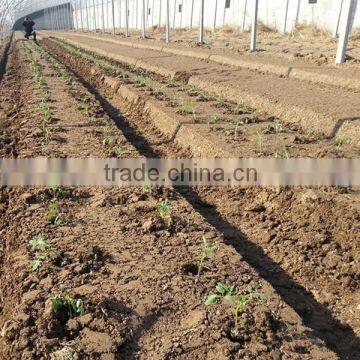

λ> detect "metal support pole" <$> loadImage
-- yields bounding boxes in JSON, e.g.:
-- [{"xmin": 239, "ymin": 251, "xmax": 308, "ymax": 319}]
[
  {"xmin": 336, "ymin": 0, "xmax": 356, "ymax": 64},
  {"xmin": 250, "ymin": 0, "xmax": 259, "ymax": 52},
  {"xmin": 159, "ymin": 0, "xmax": 162, "ymax": 27},
  {"xmin": 72, "ymin": 2, "xmax": 78, "ymax": 30},
  {"xmin": 119, "ymin": 0, "xmax": 122, "ymax": 28},
  {"xmin": 165, "ymin": 0, "xmax": 170, "ymax": 42},
  {"xmin": 173, "ymin": 0, "xmax": 177, "ymax": 28},
  {"xmin": 151, "ymin": 0, "xmax": 155, "ymax": 27},
  {"xmin": 179, "ymin": 0, "xmax": 183, "ymax": 28},
  {"xmin": 242, "ymin": 0, "xmax": 247, "ymax": 31},
  {"xmin": 65, "ymin": 4, "xmax": 70, "ymax": 30},
  {"xmin": 101, "ymin": 0, "xmax": 105, "ymax": 32},
  {"xmin": 283, "ymin": 0, "xmax": 289, "ymax": 34},
  {"xmin": 222, "ymin": 0, "xmax": 226, "ymax": 25},
  {"xmin": 85, "ymin": 0, "xmax": 90, "ymax": 30},
  {"xmin": 189, "ymin": 0, "xmax": 194, "ymax": 28},
  {"xmin": 56, "ymin": 6, "xmax": 60, "ymax": 30},
  {"xmin": 107, "ymin": 0, "xmax": 110, "ymax": 31},
  {"xmin": 213, "ymin": 0, "xmax": 218, "ymax": 32},
  {"xmin": 294, "ymin": 0, "xmax": 301, "ymax": 29},
  {"xmin": 125, "ymin": 0, "xmax": 129, "ymax": 36},
  {"xmin": 79, "ymin": 0, "xmax": 84, "ymax": 31},
  {"xmin": 333, "ymin": 0, "xmax": 344, "ymax": 38},
  {"xmin": 111, "ymin": 0, "xmax": 116, "ymax": 35},
  {"xmin": 142, "ymin": 0, "xmax": 146, "ymax": 37},
  {"xmin": 199, "ymin": 0, "xmax": 204, "ymax": 44},
  {"xmin": 93, "ymin": 0, "xmax": 97, "ymax": 31}
]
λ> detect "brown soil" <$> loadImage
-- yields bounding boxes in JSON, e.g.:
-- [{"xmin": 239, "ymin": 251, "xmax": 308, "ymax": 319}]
[
  {"xmin": 42, "ymin": 37, "xmax": 360, "ymax": 158},
  {"xmin": 41, "ymin": 32, "xmax": 360, "ymax": 143},
  {"xmin": 0, "ymin": 36, "xmax": 359, "ymax": 360},
  {"xmin": 144, "ymin": 25, "xmax": 360, "ymax": 67},
  {"xmin": 39, "ymin": 37, "xmax": 360, "ymax": 357}
]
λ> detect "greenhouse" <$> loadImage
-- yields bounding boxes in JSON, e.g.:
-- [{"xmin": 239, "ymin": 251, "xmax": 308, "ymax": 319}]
[{"xmin": 0, "ymin": 0, "xmax": 359, "ymax": 359}]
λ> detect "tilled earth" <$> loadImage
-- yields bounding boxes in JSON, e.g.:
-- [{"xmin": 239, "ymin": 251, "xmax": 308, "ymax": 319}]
[{"xmin": 0, "ymin": 36, "xmax": 359, "ymax": 359}]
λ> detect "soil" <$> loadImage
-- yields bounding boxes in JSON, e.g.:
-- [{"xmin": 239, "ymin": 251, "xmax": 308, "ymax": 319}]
[
  {"xmin": 40, "ymin": 32, "xmax": 360, "ymax": 144},
  {"xmin": 142, "ymin": 25, "xmax": 360, "ymax": 67},
  {"xmin": 0, "ymin": 35, "xmax": 359, "ymax": 360}
]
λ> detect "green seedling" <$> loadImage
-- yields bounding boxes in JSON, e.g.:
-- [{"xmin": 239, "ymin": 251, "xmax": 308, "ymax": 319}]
[
  {"xmin": 197, "ymin": 236, "xmax": 218, "ymax": 279},
  {"xmin": 234, "ymin": 118, "xmax": 245, "ymax": 139},
  {"xmin": 177, "ymin": 99, "xmax": 197, "ymax": 116},
  {"xmin": 142, "ymin": 175, "xmax": 153, "ymax": 194},
  {"xmin": 39, "ymin": 99, "xmax": 52, "ymax": 122},
  {"xmin": 208, "ymin": 114, "xmax": 220, "ymax": 124},
  {"xmin": 251, "ymin": 110, "xmax": 260, "ymax": 123},
  {"xmin": 156, "ymin": 200, "xmax": 172, "ymax": 226},
  {"xmin": 136, "ymin": 75, "xmax": 148, "ymax": 88},
  {"xmin": 266, "ymin": 120, "xmax": 284, "ymax": 133},
  {"xmin": 205, "ymin": 284, "xmax": 266, "ymax": 333},
  {"xmin": 47, "ymin": 202, "xmax": 63, "ymax": 225},
  {"xmin": 49, "ymin": 185, "xmax": 65, "ymax": 199},
  {"xmin": 205, "ymin": 283, "xmax": 237, "ymax": 305},
  {"xmin": 165, "ymin": 75, "xmax": 179, "ymax": 88},
  {"xmin": 29, "ymin": 234, "xmax": 57, "ymax": 270},
  {"xmin": 51, "ymin": 293, "xmax": 84, "ymax": 319},
  {"xmin": 42, "ymin": 126, "xmax": 53, "ymax": 143},
  {"xmin": 196, "ymin": 91, "xmax": 211, "ymax": 101},
  {"xmin": 256, "ymin": 131, "xmax": 266, "ymax": 155},
  {"xmin": 103, "ymin": 135, "xmax": 117, "ymax": 147},
  {"xmin": 234, "ymin": 100, "xmax": 246, "ymax": 114},
  {"xmin": 114, "ymin": 146, "xmax": 127, "ymax": 156},
  {"xmin": 335, "ymin": 134, "xmax": 350, "ymax": 148},
  {"xmin": 214, "ymin": 96, "xmax": 226, "ymax": 108},
  {"xmin": 152, "ymin": 84, "xmax": 166, "ymax": 96},
  {"xmin": 80, "ymin": 96, "xmax": 91, "ymax": 117}
]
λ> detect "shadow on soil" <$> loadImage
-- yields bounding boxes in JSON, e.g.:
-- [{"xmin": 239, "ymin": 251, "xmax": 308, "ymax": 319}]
[
  {"xmin": 178, "ymin": 187, "xmax": 360, "ymax": 360},
  {"xmin": 56, "ymin": 55, "xmax": 360, "ymax": 360}
]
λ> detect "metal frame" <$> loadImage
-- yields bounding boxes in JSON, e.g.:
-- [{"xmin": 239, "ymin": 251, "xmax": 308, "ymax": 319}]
[{"xmin": 0, "ymin": 0, "xmax": 357, "ymax": 65}]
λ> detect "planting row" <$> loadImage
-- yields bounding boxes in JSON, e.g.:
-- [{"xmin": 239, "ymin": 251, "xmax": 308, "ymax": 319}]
[
  {"xmin": 43, "ymin": 37, "xmax": 358, "ymax": 158},
  {"xmin": 0, "ymin": 37, "xmax": 341, "ymax": 358},
  {"xmin": 34, "ymin": 36, "xmax": 360, "ymax": 358}
]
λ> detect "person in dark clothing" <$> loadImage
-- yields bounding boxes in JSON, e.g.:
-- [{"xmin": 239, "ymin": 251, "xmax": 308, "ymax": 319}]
[{"xmin": 23, "ymin": 17, "xmax": 36, "ymax": 40}]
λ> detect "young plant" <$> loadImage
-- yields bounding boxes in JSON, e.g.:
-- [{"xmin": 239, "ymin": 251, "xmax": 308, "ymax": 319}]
[
  {"xmin": 155, "ymin": 200, "xmax": 172, "ymax": 227},
  {"xmin": 103, "ymin": 135, "xmax": 117, "ymax": 147},
  {"xmin": 233, "ymin": 118, "xmax": 244, "ymax": 140},
  {"xmin": 29, "ymin": 234, "xmax": 57, "ymax": 270},
  {"xmin": 234, "ymin": 100, "xmax": 246, "ymax": 114},
  {"xmin": 255, "ymin": 131, "xmax": 266, "ymax": 155},
  {"xmin": 39, "ymin": 98, "xmax": 52, "ymax": 122},
  {"xmin": 114, "ymin": 146, "xmax": 127, "ymax": 156},
  {"xmin": 136, "ymin": 75, "xmax": 148, "ymax": 88},
  {"xmin": 177, "ymin": 99, "xmax": 197, "ymax": 116},
  {"xmin": 205, "ymin": 284, "xmax": 266, "ymax": 334},
  {"xmin": 49, "ymin": 185, "xmax": 65, "ymax": 199},
  {"xmin": 80, "ymin": 96, "xmax": 90, "ymax": 117},
  {"xmin": 51, "ymin": 293, "xmax": 85, "ymax": 319},
  {"xmin": 196, "ymin": 91, "xmax": 211, "ymax": 101},
  {"xmin": 214, "ymin": 96, "xmax": 226, "ymax": 108},
  {"xmin": 47, "ymin": 201, "xmax": 63, "ymax": 225},
  {"xmin": 266, "ymin": 120, "xmax": 284, "ymax": 133},
  {"xmin": 42, "ymin": 126, "xmax": 53, "ymax": 144},
  {"xmin": 208, "ymin": 114, "xmax": 220, "ymax": 125},
  {"xmin": 205, "ymin": 283, "xmax": 237, "ymax": 305},
  {"xmin": 197, "ymin": 236, "xmax": 218, "ymax": 279},
  {"xmin": 165, "ymin": 75, "xmax": 179, "ymax": 88},
  {"xmin": 152, "ymin": 84, "xmax": 166, "ymax": 96},
  {"xmin": 335, "ymin": 134, "xmax": 350, "ymax": 148},
  {"xmin": 142, "ymin": 175, "xmax": 153, "ymax": 194}
]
